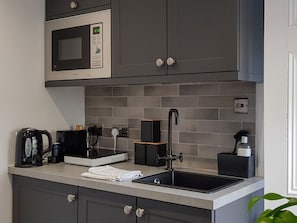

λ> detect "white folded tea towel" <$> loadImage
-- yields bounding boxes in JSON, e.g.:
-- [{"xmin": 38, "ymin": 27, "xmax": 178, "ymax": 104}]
[{"xmin": 81, "ymin": 165, "xmax": 143, "ymax": 182}]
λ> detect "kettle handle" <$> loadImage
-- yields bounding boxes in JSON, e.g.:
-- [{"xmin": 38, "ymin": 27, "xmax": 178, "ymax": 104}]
[{"xmin": 40, "ymin": 130, "xmax": 52, "ymax": 154}]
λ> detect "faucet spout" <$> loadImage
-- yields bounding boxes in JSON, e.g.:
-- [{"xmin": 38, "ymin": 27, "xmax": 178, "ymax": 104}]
[{"xmin": 165, "ymin": 108, "xmax": 182, "ymax": 171}]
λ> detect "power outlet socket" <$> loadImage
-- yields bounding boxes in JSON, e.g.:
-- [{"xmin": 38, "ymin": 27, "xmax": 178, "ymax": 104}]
[
  {"xmin": 234, "ymin": 98, "xmax": 248, "ymax": 114},
  {"xmin": 113, "ymin": 126, "xmax": 128, "ymax": 137},
  {"xmin": 87, "ymin": 126, "xmax": 102, "ymax": 136}
]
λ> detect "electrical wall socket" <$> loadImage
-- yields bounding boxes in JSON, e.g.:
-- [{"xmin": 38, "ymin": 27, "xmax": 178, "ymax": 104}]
[
  {"xmin": 87, "ymin": 126, "xmax": 102, "ymax": 136},
  {"xmin": 113, "ymin": 126, "xmax": 128, "ymax": 137},
  {"xmin": 234, "ymin": 98, "xmax": 248, "ymax": 114}
]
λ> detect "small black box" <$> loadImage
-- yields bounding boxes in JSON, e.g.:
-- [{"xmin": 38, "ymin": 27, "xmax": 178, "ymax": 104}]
[
  {"xmin": 134, "ymin": 142, "xmax": 166, "ymax": 167},
  {"xmin": 146, "ymin": 143, "xmax": 166, "ymax": 166},
  {"xmin": 56, "ymin": 130, "xmax": 87, "ymax": 156},
  {"xmin": 134, "ymin": 143, "xmax": 146, "ymax": 165},
  {"xmin": 217, "ymin": 153, "xmax": 255, "ymax": 178},
  {"xmin": 141, "ymin": 120, "xmax": 160, "ymax": 142}
]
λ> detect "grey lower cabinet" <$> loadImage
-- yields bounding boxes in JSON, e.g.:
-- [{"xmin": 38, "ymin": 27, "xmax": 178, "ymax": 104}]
[
  {"xmin": 13, "ymin": 176, "xmax": 263, "ymax": 223},
  {"xmin": 79, "ymin": 187, "xmax": 211, "ymax": 223},
  {"xmin": 136, "ymin": 198, "xmax": 211, "ymax": 223},
  {"xmin": 13, "ymin": 176, "xmax": 78, "ymax": 223},
  {"xmin": 112, "ymin": 0, "xmax": 264, "ymax": 82},
  {"xmin": 78, "ymin": 187, "xmax": 136, "ymax": 223}
]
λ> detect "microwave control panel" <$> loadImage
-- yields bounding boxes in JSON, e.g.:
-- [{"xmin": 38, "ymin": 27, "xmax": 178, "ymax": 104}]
[{"xmin": 90, "ymin": 23, "xmax": 103, "ymax": 69}]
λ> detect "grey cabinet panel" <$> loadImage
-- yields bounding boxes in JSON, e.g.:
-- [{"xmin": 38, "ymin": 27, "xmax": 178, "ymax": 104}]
[
  {"xmin": 78, "ymin": 187, "xmax": 136, "ymax": 223},
  {"xmin": 214, "ymin": 189, "xmax": 264, "ymax": 223},
  {"xmin": 13, "ymin": 176, "xmax": 77, "ymax": 223},
  {"xmin": 137, "ymin": 198, "xmax": 211, "ymax": 223},
  {"xmin": 112, "ymin": 0, "xmax": 167, "ymax": 77},
  {"xmin": 167, "ymin": 0, "xmax": 238, "ymax": 75},
  {"xmin": 13, "ymin": 176, "xmax": 263, "ymax": 223},
  {"xmin": 46, "ymin": 0, "xmax": 111, "ymax": 20},
  {"xmin": 109, "ymin": 0, "xmax": 263, "ymax": 83}
]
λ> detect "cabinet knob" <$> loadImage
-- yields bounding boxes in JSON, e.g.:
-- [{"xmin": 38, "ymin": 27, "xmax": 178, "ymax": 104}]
[
  {"xmin": 156, "ymin": 58, "xmax": 165, "ymax": 67},
  {"xmin": 67, "ymin": 194, "xmax": 76, "ymax": 203},
  {"xmin": 167, "ymin": 57, "xmax": 176, "ymax": 66},
  {"xmin": 135, "ymin": 208, "xmax": 145, "ymax": 218},
  {"xmin": 70, "ymin": 1, "xmax": 78, "ymax": 9},
  {"xmin": 123, "ymin": 205, "xmax": 133, "ymax": 215}
]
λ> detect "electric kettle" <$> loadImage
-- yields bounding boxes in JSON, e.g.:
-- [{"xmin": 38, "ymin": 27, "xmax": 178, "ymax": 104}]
[{"xmin": 15, "ymin": 128, "xmax": 52, "ymax": 167}]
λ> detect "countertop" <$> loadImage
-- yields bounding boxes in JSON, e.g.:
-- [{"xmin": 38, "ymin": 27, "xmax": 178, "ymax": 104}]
[{"xmin": 8, "ymin": 161, "xmax": 264, "ymax": 210}]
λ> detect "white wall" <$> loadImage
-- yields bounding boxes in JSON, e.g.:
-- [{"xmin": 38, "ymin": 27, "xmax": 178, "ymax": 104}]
[
  {"xmin": 0, "ymin": 1, "xmax": 84, "ymax": 222},
  {"xmin": 264, "ymin": 0, "xmax": 288, "ymax": 195},
  {"xmin": 264, "ymin": 0, "xmax": 295, "ymax": 207}
]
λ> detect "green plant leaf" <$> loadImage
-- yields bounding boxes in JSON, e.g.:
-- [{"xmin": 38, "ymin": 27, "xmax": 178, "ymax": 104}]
[
  {"xmin": 248, "ymin": 193, "xmax": 285, "ymax": 211},
  {"xmin": 262, "ymin": 193, "xmax": 285, "ymax": 201},
  {"xmin": 248, "ymin": 197, "xmax": 262, "ymax": 211},
  {"xmin": 255, "ymin": 216, "xmax": 273, "ymax": 223},
  {"xmin": 274, "ymin": 210, "xmax": 297, "ymax": 223}
]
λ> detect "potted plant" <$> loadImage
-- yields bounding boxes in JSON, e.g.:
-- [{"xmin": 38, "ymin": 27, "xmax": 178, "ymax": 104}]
[{"xmin": 248, "ymin": 193, "xmax": 297, "ymax": 223}]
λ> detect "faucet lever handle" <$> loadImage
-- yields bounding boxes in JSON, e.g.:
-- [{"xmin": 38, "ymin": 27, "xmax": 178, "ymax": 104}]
[{"xmin": 178, "ymin": 153, "xmax": 183, "ymax": 162}]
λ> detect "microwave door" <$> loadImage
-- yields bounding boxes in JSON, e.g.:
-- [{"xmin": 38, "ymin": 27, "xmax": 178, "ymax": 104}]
[{"xmin": 52, "ymin": 25, "xmax": 90, "ymax": 71}]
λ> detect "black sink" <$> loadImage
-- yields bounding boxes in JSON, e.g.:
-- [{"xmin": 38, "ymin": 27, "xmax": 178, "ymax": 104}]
[{"xmin": 132, "ymin": 171, "xmax": 243, "ymax": 193}]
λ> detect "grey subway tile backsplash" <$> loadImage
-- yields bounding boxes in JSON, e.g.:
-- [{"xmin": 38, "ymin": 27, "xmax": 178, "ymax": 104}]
[
  {"xmin": 172, "ymin": 143, "xmax": 198, "ymax": 156},
  {"xmin": 161, "ymin": 96, "xmax": 198, "ymax": 107},
  {"xmin": 219, "ymin": 82, "xmax": 256, "ymax": 95},
  {"xmin": 113, "ymin": 86, "xmax": 144, "ymax": 96},
  {"xmin": 85, "ymin": 86, "xmax": 112, "ymax": 96},
  {"xmin": 85, "ymin": 107, "xmax": 112, "ymax": 117},
  {"xmin": 85, "ymin": 82, "xmax": 256, "ymax": 170},
  {"xmin": 179, "ymin": 132, "xmax": 220, "ymax": 145},
  {"xmin": 198, "ymin": 121, "xmax": 241, "ymax": 134},
  {"xmin": 127, "ymin": 96, "xmax": 160, "ymax": 107},
  {"xmin": 85, "ymin": 96, "xmax": 127, "ymax": 107},
  {"xmin": 180, "ymin": 83, "xmax": 220, "ymax": 96},
  {"xmin": 199, "ymin": 96, "xmax": 236, "ymax": 108},
  {"xmin": 179, "ymin": 108, "xmax": 219, "ymax": 120},
  {"xmin": 113, "ymin": 107, "xmax": 144, "ymax": 118},
  {"xmin": 144, "ymin": 85, "xmax": 179, "ymax": 96},
  {"xmin": 144, "ymin": 108, "xmax": 169, "ymax": 119},
  {"xmin": 219, "ymin": 108, "xmax": 256, "ymax": 122}
]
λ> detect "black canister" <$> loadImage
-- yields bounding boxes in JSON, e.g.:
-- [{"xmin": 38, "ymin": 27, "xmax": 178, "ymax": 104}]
[{"xmin": 48, "ymin": 142, "xmax": 63, "ymax": 163}]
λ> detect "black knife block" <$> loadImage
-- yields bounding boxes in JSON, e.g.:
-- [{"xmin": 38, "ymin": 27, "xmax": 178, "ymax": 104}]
[{"xmin": 217, "ymin": 153, "xmax": 255, "ymax": 178}]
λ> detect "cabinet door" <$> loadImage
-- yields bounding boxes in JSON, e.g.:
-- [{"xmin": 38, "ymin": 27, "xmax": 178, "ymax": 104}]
[
  {"xmin": 136, "ymin": 198, "xmax": 211, "ymax": 223},
  {"xmin": 167, "ymin": 0, "xmax": 239, "ymax": 75},
  {"xmin": 112, "ymin": 0, "xmax": 167, "ymax": 77},
  {"xmin": 46, "ymin": 0, "xmax": 111, "ymax": 20},
  {"xmin": 13, "ymin": 176, "xmax": 78, "ymax": 223},
  {"xmin": 78, "ymin": 187, "xmax": 136, "ymax": 223}
]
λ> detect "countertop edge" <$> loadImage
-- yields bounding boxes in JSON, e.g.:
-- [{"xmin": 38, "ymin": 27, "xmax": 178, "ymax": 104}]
[{"xmin": 8, "ymin": 163, "xmax": 264, "ymax": 210}]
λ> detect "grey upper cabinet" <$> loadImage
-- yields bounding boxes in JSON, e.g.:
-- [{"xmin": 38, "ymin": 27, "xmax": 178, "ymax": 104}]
[
  {"xmin": 112, "ymin": 0, "xmax": 263, "ymax": 82},
  {"xmin": 167, "ymin": 0, "xmax": 238, "ymax": 75},
  {"xmin": 13, "ymin": 176, "xmax": 78, "ymax": 223},
  {"xmin": 45, "ymin": 0, "xmax": 263, "ymax": 87},
  {"xmin": 46, "ymin": 0, "xmax": 111, "ymax": 20},
  {"xmin": 112, "ymin": 0, "xmax": 168, "ymax": 78}
]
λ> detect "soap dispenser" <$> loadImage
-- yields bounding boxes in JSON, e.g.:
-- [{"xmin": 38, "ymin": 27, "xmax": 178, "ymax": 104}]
[{"xmin": 237, "ymin": 136, "xmax": 251, "ymax": 157}]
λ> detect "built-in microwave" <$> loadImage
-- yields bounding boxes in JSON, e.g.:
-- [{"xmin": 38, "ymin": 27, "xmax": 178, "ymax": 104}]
[{"xmin": 45, "ymin": 10, "xmax": 111, "ymax": 81}]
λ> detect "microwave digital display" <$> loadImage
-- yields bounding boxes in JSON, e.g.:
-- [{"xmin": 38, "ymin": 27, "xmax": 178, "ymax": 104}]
[{"xmin": 93, "ymin": 27, "xmax": 100, "ymax": 35}]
